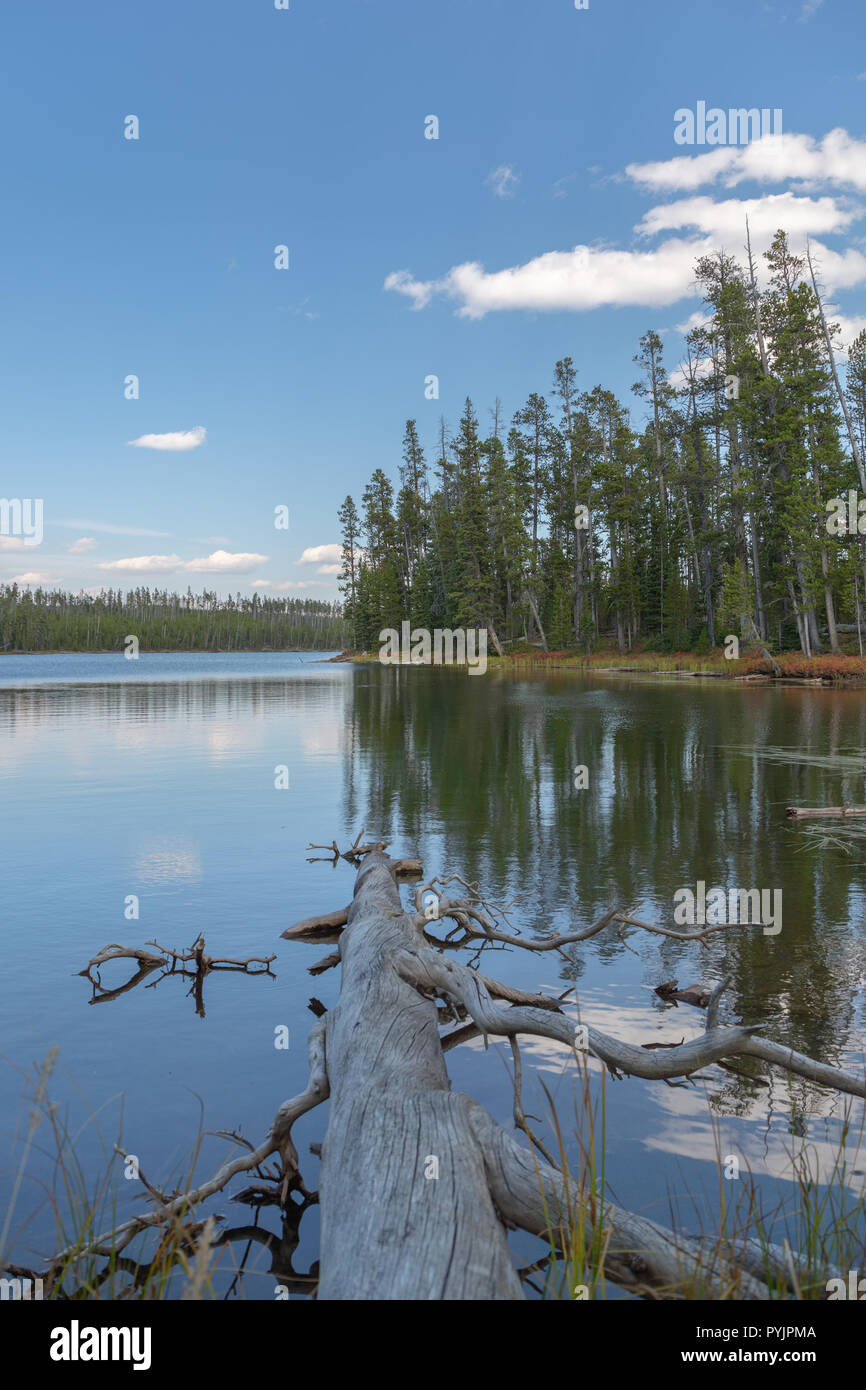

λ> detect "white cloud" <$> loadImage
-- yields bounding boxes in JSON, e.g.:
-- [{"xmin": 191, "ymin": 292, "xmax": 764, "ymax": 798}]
[
  {"xmin": 386, "ymin": 124, "xmax": 866, "ymax": 322},
  {"xmin": 675, "ymin": 310, "xmax": 714, "ymax": 335},
  {"xmin": 9, "ymin": 571, "xmax": 53, "ymax": 585},
  {"xmin": 0, "ymin": 536, "xmax": 30, "ymax": 551},
  {"xmin": 827, "ymin": 313, "xmax": 866, "ymax": 354},
  {"xmin": 386, "ymin": 238, "xmax": 714, "ymax": 318},
  {"xmin": 315, "ymin": 563, "xmax": 342, "ymax": 575},
  {"xmin": 297, "ymin": 543, "xmax": 342, "ymax": 567},
  {"xmin": 184, "ymin": 550, "xmax": 268, "ymax": 573},
  {"xmin": 98, "ymin": 554, "xmax": 185, "ymax": 573},
  {"xmin": 668, "ymin": 355, "xmax": 717, "ymax": 390},
  {"xmin": 485, "ymin": 164, "xmax": 520, "ymax": 199},
  {"xmin": 636, "ymin": 192, "xmax": 861, "ymax": 242},
  {"xmin": 626, "ymin": 129, "xmax": 866, "ymax": 195},
  {"xmin": 673, "ymin": 291, "xmax": 866, "ymax": 365},
  {"xmin": 252, "ymin": 579, "xmax": 331, "ymax": 591},
  {"xmin": 799, "ymin": 0, "xmax": 824, "ymax": 17},
  {"xmin": 384, "ymin": 269, "xmax": 436, "ymax": 310},
  {"xmin": 127, "ymin": 426, "xmax": 207, "ymax": 451},
  {"xmin": 810, "ymin": 241, "xmax": 866, "ymax": 291},
  {"xmin": 98, "ymin": 550, "xmax": 267, "ymax": 575},
  {"xmin": 386, "ymin": 196, "xmax": 866, "ymax": 321},
  {"xmin": 68, "ymin": 537, "xmax": 96, "ymax": 554}
]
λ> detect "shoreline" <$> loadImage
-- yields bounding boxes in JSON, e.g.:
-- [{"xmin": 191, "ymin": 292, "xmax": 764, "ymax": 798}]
[
  {"xmin": 0, "ymin": 648, "xmax": 340, "ymax": 657},
  {"xmin": 2, "ymin": 647, "xmax": 864, "ymax": 685},
  {"xmin": 337, "ymin": 649, "xmax": 866, "ymax": 687}
]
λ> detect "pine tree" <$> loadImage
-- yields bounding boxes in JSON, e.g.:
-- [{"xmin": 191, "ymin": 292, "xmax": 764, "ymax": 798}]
[{"xmin": 337, "ymin": 495, "xmax": 361, "ymax": 647}]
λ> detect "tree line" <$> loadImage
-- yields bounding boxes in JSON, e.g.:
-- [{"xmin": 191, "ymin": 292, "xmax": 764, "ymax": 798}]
[
  {"xmin": 338, "ymin": 228, "xmax": 866, "ymax": 658},
  {"xmin": 0, "ymin": 585, "xmax": 345, "ymax": 652}
]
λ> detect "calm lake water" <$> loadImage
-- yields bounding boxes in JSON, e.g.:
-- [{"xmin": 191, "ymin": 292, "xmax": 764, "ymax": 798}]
[{"xmin": 1, "ymin": 652, "xmax": 865, "ymax": 1297}]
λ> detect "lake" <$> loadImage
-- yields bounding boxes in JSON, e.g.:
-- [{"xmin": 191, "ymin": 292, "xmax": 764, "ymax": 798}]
[{"xmin": 1, "ymin": 653, "xmax": 865, "ymax": 1297}]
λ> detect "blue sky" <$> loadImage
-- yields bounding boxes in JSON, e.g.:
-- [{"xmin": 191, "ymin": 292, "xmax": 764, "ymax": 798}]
[{"xmin": 1, "ymin": 0, "xmax": 865, "ymax": 596}]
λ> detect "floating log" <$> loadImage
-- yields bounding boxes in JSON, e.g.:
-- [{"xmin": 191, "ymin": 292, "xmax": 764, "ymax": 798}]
[{"xmin": 786, "ymin": 805, "xmax": 866, "ymax": 820}]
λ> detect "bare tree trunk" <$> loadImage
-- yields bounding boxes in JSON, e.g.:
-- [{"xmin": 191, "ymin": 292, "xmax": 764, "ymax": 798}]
[
  {"xmin": 487, "ymin": 622, "xmax": 504, "ymax": 658},
  {"xmin": 303, "ymin": 852, "xmax": 865, "ymax": 1299},
  {"xmin": 57, "ymin": 846, "xmax": 866, "ymax": 1300},
  {"xmin": 315, "ymin": 854, "xmax": 522, "ymax": 1298},
  {"xmin": 788, "ymin": 577, "xmax": 810, "ymax": 657},
  {"xmin": 821, "ymin": 543, "xmax": 841, "ymax": 655},
  {"xmin": 524, "ymin": 590, "xmax": 548, "ymax": 652},
  {"xmin": 749, "ymin": 508, "xmax": 766, "ymax": 639}
]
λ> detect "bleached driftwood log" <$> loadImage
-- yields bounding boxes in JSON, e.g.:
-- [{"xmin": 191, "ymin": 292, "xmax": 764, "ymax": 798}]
[
  {"xmin": 55, "ymin": 844, "xmax": 865, "ymax": 1299},
  {"xmin": 305, "ymin": 849, "xmax": 865, "ymax": 1299}
]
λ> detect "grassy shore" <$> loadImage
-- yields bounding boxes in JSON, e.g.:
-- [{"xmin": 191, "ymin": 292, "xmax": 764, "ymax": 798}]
[
  {"xmin": 5, "ymin": 1051, "xmax": 863, "ymax": 1300},
  {"xmin": 339, "ymin": 643, "xmax": 866, "ymax": 684}
]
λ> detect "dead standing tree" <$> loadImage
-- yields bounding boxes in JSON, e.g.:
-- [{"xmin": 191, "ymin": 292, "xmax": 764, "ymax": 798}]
[{"xmin": 59, "ymin": 842, "xmax": 866, "ymax": 1300}]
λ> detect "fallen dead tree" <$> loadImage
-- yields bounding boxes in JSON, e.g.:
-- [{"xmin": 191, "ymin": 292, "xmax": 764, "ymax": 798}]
[{"xmin": 55, "ymin": 843, "xmax": 865, "ymax": 1300}]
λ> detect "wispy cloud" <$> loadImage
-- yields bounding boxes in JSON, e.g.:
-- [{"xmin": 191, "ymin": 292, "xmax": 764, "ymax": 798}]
[
  {"xmin": 278, "ymin": 297, "xmax": 319, "ymax": 320},
  {"xmin": 674, "ymin": 310, "xmax": 714, "ymax": 335},
  {"xmin": 485, "ymin": 164, "xmax": 520, "ymax": 199},
  {"xmin": 799, "ymin": 0, "xmax": 824, "ymax": 18},
  {"xmin": 55, "ymin": 520, "xmax": 173, "ymax": 537},
  {"xmin": 552, "ymin": 172, "xmax": 579, "ymax": 199},
  {"xmin": 127, "ymin": 426, "xmax": 207, "ymax": 452},
  {"xmin": 384, "ymin": 270, "xmax": 436, "ymax": 311},
  {"xmin": 68, "ymin": 537, "xmax": 96, "ymax": 554}
]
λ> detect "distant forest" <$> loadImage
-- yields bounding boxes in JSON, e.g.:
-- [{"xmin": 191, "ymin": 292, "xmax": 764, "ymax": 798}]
[
  {"xmin": 338, "ymin": 229, "xmax": 866, "ymax": 658},
  {"xmin": 0, "ymin": 585, "xmax": 345, "ymax": 652}
]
